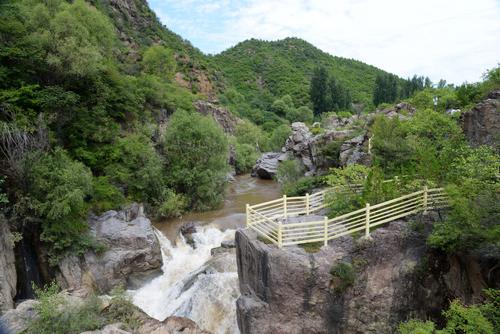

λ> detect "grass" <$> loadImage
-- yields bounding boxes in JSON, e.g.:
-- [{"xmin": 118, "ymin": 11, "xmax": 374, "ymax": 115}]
[
  {"xmin": 330, "ymin": 262, "xmax": 355, "ymax": 293},
  {"xmin": 299, "ymin": 241, "xmax": 323, "ymax": 253}
]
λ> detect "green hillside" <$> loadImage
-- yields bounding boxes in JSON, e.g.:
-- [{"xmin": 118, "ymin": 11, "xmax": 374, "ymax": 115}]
[{"xmin": 212, "ymin": 37, "xmax": 394, "ymax": 109}]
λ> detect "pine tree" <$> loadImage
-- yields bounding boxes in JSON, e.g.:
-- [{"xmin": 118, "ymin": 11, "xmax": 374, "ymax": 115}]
[{"xmin": 310, "ymin": 66, "xmax": 328, "ymax": 115}]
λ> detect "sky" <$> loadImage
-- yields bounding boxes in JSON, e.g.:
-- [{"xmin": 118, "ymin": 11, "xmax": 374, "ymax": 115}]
[{"xmin": 147, "ymin": 0, "xmax": 500, "ymax": 84}]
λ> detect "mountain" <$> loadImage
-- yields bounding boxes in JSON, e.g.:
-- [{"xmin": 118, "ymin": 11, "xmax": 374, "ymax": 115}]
[{"xmin": 211, "ymin": 37, "xmax": 394, "ymax": 108}]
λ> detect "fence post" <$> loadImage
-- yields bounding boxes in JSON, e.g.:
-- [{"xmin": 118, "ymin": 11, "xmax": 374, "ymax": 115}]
[
  {"xmin": 368, "ymin": 136, "xmax": 373, "ymax": 154},
  {"xmin": 365, "ymin": 203, "xmax": 371, "ymax": 237},
  {"xmin": 306, "ymin": 193, "xmax": 310, "ymax": 215},
  {"xmin": 278, "ymin": 221, "xmax": 283, "ymax": 248},
  {"xmin": 246, "ymin": 204, "xmax": 250, "ymax": 227},
  {"xmin": 283, "ymin": 195, "xmax": 287, "ymax": 219},
  {"xmin": 423, "ymin": 186, "xmax": 428, "ymax": 214},
  {"xmin": 324, "ymin": 216, "xmax": 328, "ymax": 247}
]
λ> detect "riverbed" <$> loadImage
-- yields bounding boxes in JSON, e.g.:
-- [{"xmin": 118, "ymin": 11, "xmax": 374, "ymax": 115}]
[{"xmin": 131, "ymin": 175, "xmax": 281, "ymax": 334}]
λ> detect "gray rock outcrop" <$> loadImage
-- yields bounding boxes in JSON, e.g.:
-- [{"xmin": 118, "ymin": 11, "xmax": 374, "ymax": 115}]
[
  {"xmin": 339, "ymin": 133, "xmax": 372, "ymax": 166},
  {"xmin": 284, "ymin": 122, "xmax": 316, "ymax": 173},
  {"xmin": 235, "ymin": 217, "xmax": 499, "ymax": 334},
  {"xmin": 0, "ymin": 216, "xmax": 17, "ymax": 312},
  {"xmin": 0, "ymin": 299, "xmax": 39, "ymax": 333},
  {"xmin": 56, "ymin": 204, "xmax": 162, "ymax": 294},
  {"xmin": 461, "ymin": 89, "xmax": 500, "ymax": 151},
  {"xmin": 194, "ymin": 100, "xmax": 240, "ymax": 135},
  {"xmin": 251, "ymin": 152, "xmax": 287, "ymax": 179}
]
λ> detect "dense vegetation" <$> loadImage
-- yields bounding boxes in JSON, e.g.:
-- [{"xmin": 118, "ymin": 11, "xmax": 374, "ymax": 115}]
[{"xmin": 0, "ymin": 0, "xmax": 227, "ymax": 262}]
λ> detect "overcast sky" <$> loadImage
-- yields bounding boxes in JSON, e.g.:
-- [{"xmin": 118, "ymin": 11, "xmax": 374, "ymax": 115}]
[{"xmin": 148, "ymin": 0, "xmax": 500, "ymax": 85}]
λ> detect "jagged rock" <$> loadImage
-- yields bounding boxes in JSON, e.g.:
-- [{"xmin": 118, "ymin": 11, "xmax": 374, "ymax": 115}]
[
  {"xmin": 180, "ymin": 222, "xmax": 199, "ymax": 248},
  {"xmin": 461, "ymin": 89, "xmax": 500, "ymax": 151},
  {"xmin": 0, "ymin": 216, "xmax": 17, "ymax": 312},
  {"xmin": 210, "ymin": 240, "xmax": 236, "ymax": 256},
  {"xmin": 339, "ymin": 133, "xmax": 372, "ymax": 166},
  {"xmin": 251, "ymin": 152, "xmax": 287, "ymax": 179},
  {"xmin": 193, "ymin": 100, "xmax": 240, "ymax": 134},
  {"xmin": 235, "ymin": 218, "xmax": 498, "ymax": 334},
  {"xmin": 0, "ymin": 299, "xmax": 39, "ymax": 333},
  {"xmin": 284, "ymin": 122, "xmax": 316, "ymax": 173},
  {"xmin": 138, "ymin": 316, "xmax": 211, "ymax": 334},
  {"xmin": 380, "ymin": 102, "xmax": 416, "ymax": 119},
  {"xmin": 56, "ymin": 204, "xmax": 162, "ymax": 294}
]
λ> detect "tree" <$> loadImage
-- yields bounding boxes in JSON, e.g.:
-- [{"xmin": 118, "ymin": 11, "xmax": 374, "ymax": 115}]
[
  {"xmin": 285, "ymin": 106, "xmax": 314, "ymax": 123},
  {"xmin": 162, "ymin": 110, "xmax": 229, "ymax": 210},
  {"xmin": 327, "ymin": 76, "xmax": 352, "ymax": 111},
  {"xmin": 142, "ymin": 45, "xmax": 176, "ymax": 80},
  {"xmin": 310, "ymin": 66, "xmax": 329, "ymax": 115},
  {"xmin": 373, "ymin": 73, "xmax": 398, "ymax": 106}
]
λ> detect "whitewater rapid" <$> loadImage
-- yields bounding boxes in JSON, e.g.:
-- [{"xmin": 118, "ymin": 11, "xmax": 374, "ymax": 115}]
[{"xmin": 131, "ymin": 226, "xmax": 240, "ymax": 334}]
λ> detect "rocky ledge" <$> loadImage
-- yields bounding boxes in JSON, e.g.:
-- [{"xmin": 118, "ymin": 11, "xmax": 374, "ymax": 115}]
[
  {"xmin": 56, "ymin": 204, "xmax": 163, "ymax": 294},
  {"xmin": 235, "ymin": 216, "xmax": 499, "ymax": 334}
]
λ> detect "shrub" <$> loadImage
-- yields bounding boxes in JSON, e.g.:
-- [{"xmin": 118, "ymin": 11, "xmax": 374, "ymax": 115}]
[
  {"xmin": 27, "ymin": 282, "xmax": 105, "ymax": 334},
  {"xmin": 156, "ymin": 190, "xmax": 188, "ymax": 219},
  {"xmin": 106, "ymin": 285, "xmax": 142, "ymax": 331},
  {"xmin": 330, "ymin": 262, "xmax": 355, "ymax": 293},
  {"xmin": 268, "ymin": 124, "xmax": 291, "ymax": 151},
  {"xmin": 276, "ymin": 159, "xmax": 303, "ymax": 185},
  {"xmin": 282, "ymin": 176, "xmax": 324, "ymax": 196},
  {"xmin": 91, "ymin": 176, "xmax": 125, "ymax": 213},
  {"xmin": 285, "ymin": 106, "xmax": 314, "ymax": 123},
  {"xmin": 163, "ymin": 110, "xmax": 229, "ymax": 210},
  {"xmin": 234, "ymin": 142, "xmax": 259, "ymax": 174},
  {"xmin": 26, "ymin": 149, "xmax": 94, "ymax": 263},
  {"xmin": 398, "ymin": 320, "xmax": 436, "ymax": 334}
]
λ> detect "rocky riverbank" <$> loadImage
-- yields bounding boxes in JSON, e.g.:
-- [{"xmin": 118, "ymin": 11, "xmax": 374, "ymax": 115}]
[{"xmin": 235, "ymin": 215, "xmax": 499, "ymax": 334}]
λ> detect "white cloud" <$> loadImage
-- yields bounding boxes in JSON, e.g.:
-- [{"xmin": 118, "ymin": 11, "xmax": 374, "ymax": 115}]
[{"xmin": 148, "ymin": 0, "xmax": 500, "ymax": 84}]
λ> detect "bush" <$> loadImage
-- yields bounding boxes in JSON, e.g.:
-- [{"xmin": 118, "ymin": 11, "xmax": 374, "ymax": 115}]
[
  {"xmin": 330, "ymin": 262, "xmax": 355, "ymax": 292},
  {"xmin": 268, "ymin": 124, "xmax": 291, "ymax": 151},
  {"xmin": 27, "ymin": 282, "xmax": 105, "ymax": 334},
  {"xmin": 235, "ymin": 120, "xmax": 270, "ymax": 152},
  {"xmin": 234, "ymin": 142, "xmax": 259, "ymax": 174},
  {"xmin": 106, "ymin": 285, "xmax": 142, "ymax": 331},
  {"xmin": 26, "ymin": 149, "xmax": 94, "ymax": 263},
  {"xmin": 163, "ymin": 110, "xmax": 229, "ymax": 210},
  {"xmin": 398, "ymin": 320, "xmax": 436, "ymax": 334},
  {"xmin": 282, "ymin": 176, "xmax": 324, "ymax": 196},
  {"xmin": 156, "ymin": 190, "xmax": 188, "ymax": 219},
  {"xmin": 285, "ymin": 106, "xmax": 314, "ymax": 123},
  {"xmin": 91, "ymin": 176, "xmax": 125, "ymax": 213},
  {"xmin": 276, "ymin": 159, "xmax": 303, "ymax": 185}
]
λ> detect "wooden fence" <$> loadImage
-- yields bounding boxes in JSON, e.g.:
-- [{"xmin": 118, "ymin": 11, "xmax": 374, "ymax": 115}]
[{"xmin": 246, "ymin": 185, "xmax": 449, "ymax": 248}]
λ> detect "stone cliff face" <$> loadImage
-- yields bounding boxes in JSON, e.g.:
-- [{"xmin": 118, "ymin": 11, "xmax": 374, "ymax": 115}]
[
  {"xmin": 0, "ymin": 216, "xmax": 17, "ymax": 311},
  {"xmin": 461, "ymin": 89, "xmax": 500, "ymax": 152},
  {"xmin": 235, "ymin": 217, "xmax": 499, "ymax": 334}
]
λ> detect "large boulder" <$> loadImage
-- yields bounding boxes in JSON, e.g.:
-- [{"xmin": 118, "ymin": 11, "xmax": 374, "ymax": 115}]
[
  {"xmin": 251, "ymin": 152, "xmax": 287, "ymax": 179},
  {"xmin": 339, "ymin": 133, "xmax": 372, "ymax": 166},
  {"xmin": 379, "ymin": 102, "xmax": 416, "ymax": 119},
  {"xmin": 284, "ymin": 122, "xmax": 316, "ymax": 173},
  {"xmin": 0, "ymin": 216, "xmax": 17, "ymax": 312},
  {"xmin": 235, "ymin": 217, "xmax": 498, "ymax": 334},
  {"xmin": 193, "ymin": 100, "xmax": 240, "ymax": 135},
  {"xmin": 461, "ymin": 89, "xmax": 500, "ymax": 151},
  {"xmin": 0, "ymin": 299, "xmax": 39, "ymax": 333},
  {"xmin": 56, "ymin": 204, "xmax": 162, "ymax": 294}
]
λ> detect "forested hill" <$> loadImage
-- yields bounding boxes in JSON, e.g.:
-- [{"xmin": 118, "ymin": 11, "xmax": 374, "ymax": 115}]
[{"xmin": 211, "ymin": 37, "xmax": 394, "ymax": 108}]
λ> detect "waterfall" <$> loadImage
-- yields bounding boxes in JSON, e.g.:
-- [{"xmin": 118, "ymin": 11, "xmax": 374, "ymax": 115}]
[{"xmin": 131, "ymin": 226, "xmax": 240, "ymax": 334}]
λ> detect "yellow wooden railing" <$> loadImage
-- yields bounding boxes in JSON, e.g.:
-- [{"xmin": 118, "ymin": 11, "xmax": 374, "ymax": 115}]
[{"xmin": 246, "ymin": 185, "xmax": 449, "ymax": 248}]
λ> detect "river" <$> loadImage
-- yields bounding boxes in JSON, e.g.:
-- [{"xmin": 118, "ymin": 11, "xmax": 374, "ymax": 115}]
[{"xmin": 131, "ymin": 175, "xmax": 281, "ymax": 334}]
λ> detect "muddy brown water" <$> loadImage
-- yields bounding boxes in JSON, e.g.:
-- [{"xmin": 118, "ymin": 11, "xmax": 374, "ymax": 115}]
[{"xmin": 154, "ymin": 174, "xmax": 282, "ymax": 243}]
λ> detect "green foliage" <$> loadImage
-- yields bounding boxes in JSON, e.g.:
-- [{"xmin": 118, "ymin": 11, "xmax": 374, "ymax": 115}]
[
  {"xmin": 235, "ymin": 121, "xmax": 270, "ymax": 152},
  {"xmin": 0, "ymin": 176, "xmax": 8, "ymax": 205},
  {"xmin": 330, "ymin": 262, "xmax": 355, "ymax": 293},
  {"xmin": 27, "ymin": 149, "xmax": 94, "ymax": 262},
  {"xmin": 106, "ymin": 285, "xmax": 142, "ymax": 331},
  {"xmin": 325, "ymin": 165, "xmax": 369, "ymax": 216},
  {"xmin": 276, "ymin": 159, "xmax": 303, "ymax": 185},
  {"xmin": 142, "ymin": 45, "xmax": 176, "ymax": 80},
  {"xmin": 268, "ymin": 124, "xmax": 292, "ymax": 151},
  {"xmin": 282, "ymin": 176, "xmax": 324, "ymax": 197},
  {"xmin": 213, "ymin": 37, "xmax": 394, "ymax": 116},
  {"xmin": 398, "ymin": 320, "xmax": 436, "ymax": 334},
  {"xmin": 299, "ymin": 241, "xmax": 323, "ymax": 253},
  {"xmin": 286, "ymin": 105, "xmax": 314, "ymax": 123},
  {"xmin": 104, "ymin": 133, "xmax": 165, "ymax": 205},
  {"xmin": 156, "ymin": 189, "xmax": 188, "ymax": 219},
  {"xmin": 440, "ymin": 300, "xmax": 493, "ymax": 334},
  {"xmin": 373, "ymin": 73, "xmax": 398, "ymax": 106},
  {"xmin": 428, "ymin": 146, "xmax": 499, "ymax": 253},
  {"xmin": 162, "ymin": 110, "xmax": 229, "ymax": 210},
  {"xmin": 310, "ymin": 66, "xmax": 329, "ymax": 115},
  {"xmin": 327, "ymin": 76, "xmax": 352, "ymax": 111},
  {"xmin": 27, "ymin": 282, "xmax": 105, "ymax": 334},
  {"xmin": 234, "ymin": 142, "xmax": 259, "ymax": 174}
]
